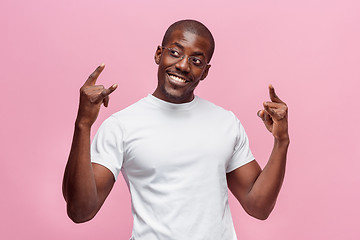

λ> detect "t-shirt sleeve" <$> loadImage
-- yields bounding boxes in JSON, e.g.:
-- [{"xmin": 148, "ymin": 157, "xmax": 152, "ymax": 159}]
[
  {"xmin": 226, "ymin": 113, "xmax": 255, "ymax": 173},
  {"xmin": 91, "ymin": 116, "xmax": 124, "ymax": 181}
]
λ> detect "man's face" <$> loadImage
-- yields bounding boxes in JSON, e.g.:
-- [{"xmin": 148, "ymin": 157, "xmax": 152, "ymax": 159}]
[{"xmin": 153, "ymin": 29, "xmax": 212, "ymax": 104}]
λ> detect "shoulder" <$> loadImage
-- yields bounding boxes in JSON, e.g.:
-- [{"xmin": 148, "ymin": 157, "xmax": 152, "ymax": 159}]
[
  {"xmin": 108, "ymin": 96, "xmax": 158, "ymax": 125},
  {"xmin": 95, "ymin": 97, "xmax": 146, "ymax": 131},
  {"xmin": 196, "ymin": 97, "xmax": 239, "ymax": 121},
  {"xmin": 112, "ymin": 97, "xmax": 148, "ymax": 117},
  {"xmin": 196, "ymin": 97, "xmax": 248, "ymax": 136}
]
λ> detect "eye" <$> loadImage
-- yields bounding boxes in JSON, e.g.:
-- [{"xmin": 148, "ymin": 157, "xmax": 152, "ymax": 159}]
[
  {"xmin": 190, "ymin": 57, "xmax": 203, "ymax": 66},
  {"xmin": 168, "ymin": 48, "xmax": 181, "ymax": 58}
]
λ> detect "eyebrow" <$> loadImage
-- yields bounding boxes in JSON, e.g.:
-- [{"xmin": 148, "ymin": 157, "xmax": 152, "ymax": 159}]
[
  {"xmin": 173, "ymin": 42, "xmax": 184, "ymax": 50},
  {"xmin": 172, "ymin": 42, "xmax": 206, "ymax": 58}
]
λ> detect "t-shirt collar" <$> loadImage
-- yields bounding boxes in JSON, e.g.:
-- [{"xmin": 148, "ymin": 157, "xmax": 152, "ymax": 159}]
[{"xmin": 147, "ymin": 94, "xmax": 199, "ymax": 111}]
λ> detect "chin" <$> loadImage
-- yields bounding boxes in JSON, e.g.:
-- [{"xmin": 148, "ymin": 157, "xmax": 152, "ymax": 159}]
[{"xmin": 162, "ymin": 87, "xmax": 192, "ymax": 103}]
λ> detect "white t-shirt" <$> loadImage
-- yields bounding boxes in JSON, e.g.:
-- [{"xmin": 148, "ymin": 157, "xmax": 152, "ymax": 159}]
[{"xmin": 91, "ymin": 94, "xmax": 255, "ymax": 240}]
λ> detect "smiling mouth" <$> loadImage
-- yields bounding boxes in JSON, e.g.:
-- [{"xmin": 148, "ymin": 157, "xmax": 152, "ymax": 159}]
[{"xmin": 168, "ymin": 73, "xmax": 189, "ymax": 83}]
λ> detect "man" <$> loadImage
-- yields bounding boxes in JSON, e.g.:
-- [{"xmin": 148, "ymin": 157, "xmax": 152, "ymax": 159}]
[{"xmin": 62, "ymin": 20, "xmax": 289, "ymax": 239}]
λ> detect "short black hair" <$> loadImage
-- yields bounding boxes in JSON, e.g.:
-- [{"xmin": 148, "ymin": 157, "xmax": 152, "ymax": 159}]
[{"xmin": 161, "ymin": 19, "xmax": 215, "ymax": 62}]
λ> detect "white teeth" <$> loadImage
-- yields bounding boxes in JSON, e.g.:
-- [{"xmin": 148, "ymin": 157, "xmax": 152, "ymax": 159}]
[{"xmin": 169, "ymin": 74, "xmax": 186, "ymax": 83}]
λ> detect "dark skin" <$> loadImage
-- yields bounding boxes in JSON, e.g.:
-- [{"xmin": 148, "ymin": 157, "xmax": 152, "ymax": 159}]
[
  {"xmin": 227, "ymin": 86, "xmax": 289, "ymax": 220},
  {"xmin": 153, "ymin": 29, "xmax": 211, "ymax": 103},
  {"xmin": 62, "ymin": 28, "xmax": 289, "ymax": 223},
  {"xmin": 62, "ymin": 64, "xmax": 117, "ymax": 222}
]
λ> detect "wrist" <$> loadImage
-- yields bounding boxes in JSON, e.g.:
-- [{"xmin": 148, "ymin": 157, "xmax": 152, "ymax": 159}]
[
  {"xmin": 274, "ymin": 136, "xmax": 290, "ymax": 147},
  {"xmin": 75, "ymin": 118, "xmax": 93, "ymax": 130}
]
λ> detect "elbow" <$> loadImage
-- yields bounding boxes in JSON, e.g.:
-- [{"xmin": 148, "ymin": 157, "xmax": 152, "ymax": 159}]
[
  {"xmin": 249, "ymin": 210, "xmax": 271, "ymax": 220},
  {"xmin": 245, "ymin": 200, "xmax": 275, "ymax": 221},
  {"xmin": 67, "ymin": 214, "xmax": 90, "ymax": 224},
  {"xmin": 66, "ymin": 201, "xmax": 97, "ymax": 223},
  {"xmin": 68, "ymin": 215, "xmax": 88, "ymax": 224}
]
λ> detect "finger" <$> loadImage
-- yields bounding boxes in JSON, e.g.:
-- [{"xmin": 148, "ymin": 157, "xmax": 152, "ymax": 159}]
[
  {"xmin": 257, "ymin": 109, "xmax": 272, "ymax": 123},
  {"xmin": 263, "ymin": 102, "xmax": 287, "ymax": 120},
  {"xmin": 102, "ymin": 83, "xmax": 118, "ymax": 107},
  {"xmin": 103, "ymin": 95, "xmax": 109, "ymax": 107},
  {"xmin": 257, "ymin": 110, "xmax": 266, "ymax": 121},
  {"xmin": 263, "ymin": 101, "xmax": 284, "ymax": 109},
  {"xmin": 263, "ymin": 110, "xmax": 273, "ymax": 125},
  {"xmin": 100, "ymin": 84, "xmax": 118, "ymax": 99},
  {"xmin": 268, "ymin": 84, "xmax": 285, "ymax": 104},
  {"xmin": 257, "ymin": 110, "xmax": 262, "ymax": 119},
  {"xmin": 84, "ymin": 64, "xmax": 105, "ymax": 86},
  {"xmin": 263, "ymin": 102, "xmax": 276, "ymax": 116},
  {"xmin": 258, "ymin": 109, "xmax": 273, "ymax": 130}
]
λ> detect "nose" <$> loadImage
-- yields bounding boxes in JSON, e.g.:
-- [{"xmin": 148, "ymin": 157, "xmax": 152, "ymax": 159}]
[{"xmin": 175, "ymin": 56, "xmax": 191, "ymax": 73}]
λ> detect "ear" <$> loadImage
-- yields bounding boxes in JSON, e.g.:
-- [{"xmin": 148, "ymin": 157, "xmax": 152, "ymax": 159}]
[
  {"xmin": 154, "ymin": 45, "xmax": 162, "ymax": 65},
  {"xmin": 200, "ymin": 64, "xmax": 211, "ymax": 80}
]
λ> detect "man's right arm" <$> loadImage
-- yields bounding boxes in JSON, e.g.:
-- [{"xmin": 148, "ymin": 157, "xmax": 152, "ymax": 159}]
[{"xmin": 62, "ymin": 64, "xmax": 117, "ymax": 223}]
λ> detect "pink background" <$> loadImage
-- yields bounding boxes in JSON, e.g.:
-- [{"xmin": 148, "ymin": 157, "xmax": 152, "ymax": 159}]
[{"xmin": 1, "ymin": 0, "xmax": 359, "ymax": 239}]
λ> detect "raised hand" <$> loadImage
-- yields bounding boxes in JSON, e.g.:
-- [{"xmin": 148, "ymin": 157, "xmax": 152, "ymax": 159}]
[
  {"xmin": 257, "ymin": 85, "xmax": 289, "ymax": 141},
  {"xmin": 76, "ymin": 64, "xmax": 117, "ymax": 128}
]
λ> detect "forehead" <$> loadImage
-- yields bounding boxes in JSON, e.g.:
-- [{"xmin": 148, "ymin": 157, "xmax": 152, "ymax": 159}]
[{"xmin": 166, "ymin": 29, "xmax": 212, "ymax": 56}]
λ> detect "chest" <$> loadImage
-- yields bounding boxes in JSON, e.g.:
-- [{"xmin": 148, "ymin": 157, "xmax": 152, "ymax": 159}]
[{"xmin": 120, "ymin": 112, "xmax": 237, "ymax": 180}]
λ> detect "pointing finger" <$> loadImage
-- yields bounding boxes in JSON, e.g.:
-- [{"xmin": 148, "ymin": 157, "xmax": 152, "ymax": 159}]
[
  {"xmin": 269, "ymin": 85, "xmax": 284, "ymax": 104},
  {"xmin": 84, "ymin": 64, "xmax": 105, "ymax": 86}
]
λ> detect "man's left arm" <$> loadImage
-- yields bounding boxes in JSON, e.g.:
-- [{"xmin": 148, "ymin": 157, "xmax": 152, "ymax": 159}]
[{"xmin": 226, "ymin": 85, "xmax": 289, "ymax": 220}]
